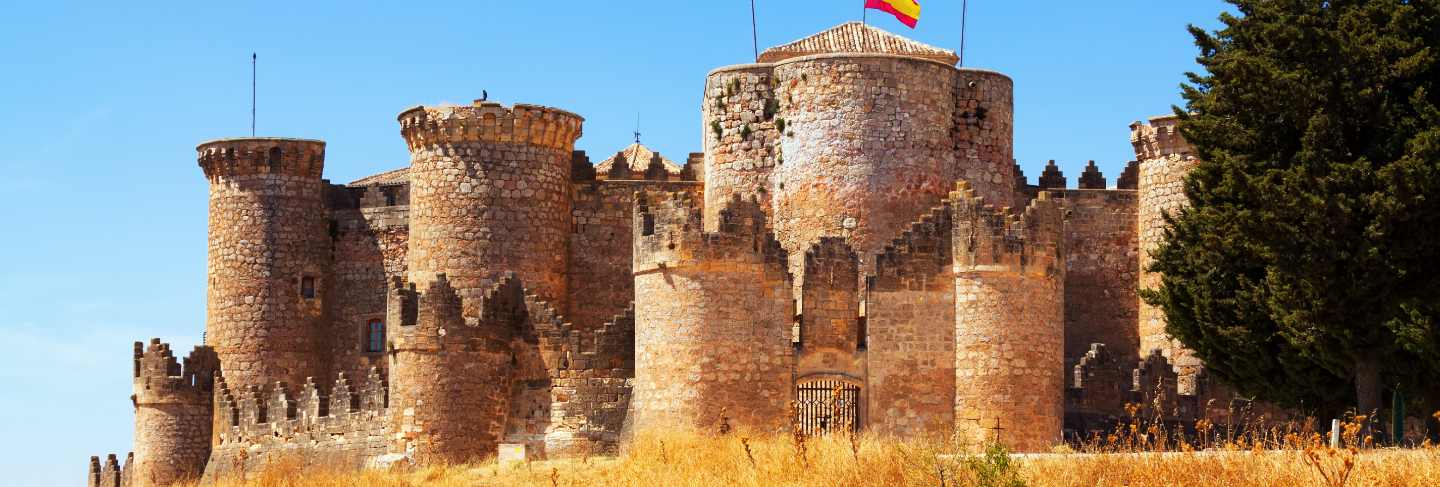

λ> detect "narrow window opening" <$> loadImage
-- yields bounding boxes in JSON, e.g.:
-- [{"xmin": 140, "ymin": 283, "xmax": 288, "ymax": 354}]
[
  {"xmin": 366, "ymin": 320, "xmax": 385, "ymax": 353},
  {"xmin": 642, "ymin": 213, "xmax": 656, "ymax": 236},
  {"xmin": 267, "ymin": 147, "xmax": 283, "ymax": 172},
  {"xmin": 856, "ymin": 316, "xmax": 868, "ymax": 351},
  {"xmin": 301, "ymin": 276, "xmax": 316, "ymax": 299}
]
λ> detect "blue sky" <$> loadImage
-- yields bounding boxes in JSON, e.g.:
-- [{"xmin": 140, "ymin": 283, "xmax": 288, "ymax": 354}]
[{"xmin": 0, "ymin": 1, "xmax": 1231, "ymax": 484}]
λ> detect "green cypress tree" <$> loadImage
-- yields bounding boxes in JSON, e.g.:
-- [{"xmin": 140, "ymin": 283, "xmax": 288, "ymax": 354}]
[{"xmin": 1146, "ymin": 0, "xmax": 1440, "ymax": 419}]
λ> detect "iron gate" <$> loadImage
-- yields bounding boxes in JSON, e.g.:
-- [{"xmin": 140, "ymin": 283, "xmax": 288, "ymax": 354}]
[{"xmin": 795, "ymin": 379, "xmax": 860, "ymax": 436}]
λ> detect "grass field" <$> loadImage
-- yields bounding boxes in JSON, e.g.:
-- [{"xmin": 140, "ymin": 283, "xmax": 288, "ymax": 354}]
[{"xmin": 190, "ymin": 423, "xmax": 1440, "ymax": 487}]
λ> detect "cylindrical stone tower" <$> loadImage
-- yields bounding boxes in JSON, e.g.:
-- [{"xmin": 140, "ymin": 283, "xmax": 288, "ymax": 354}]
[
  {"xmin": 952, "ymin": 185, "xmax": 1065, "ymax": 452},
  {"xmin": 770, "ymin": 54, "xmax": 958, "ymax": 275},
  {"xmin": 387, "ymin": 274, "xmax": 520, "ymax": 463},
  {"xmin": 702, "ymin": 65, "xmax": 781, "ymax": 228},
  {"xmin": 197, "ymin": 137, "xmax": 329, "ymax": 391},
  {"xmin": 398, "ymin": 101, "xmax": 584, "ymax": 317},
  {"xmin": 952, "ymin": 69, "xmax": 1016, "ymax": 205},
  {"xmin": 630, "ymin": 193, "xmax": 795, "ymax": 433},
  {"xmin": 1133, "ymin": 115, "xmax": 1203, "ymax": 388},
  {"xmin": 131, "ymin": 339, "xmax": 219, "ymax": 487}
]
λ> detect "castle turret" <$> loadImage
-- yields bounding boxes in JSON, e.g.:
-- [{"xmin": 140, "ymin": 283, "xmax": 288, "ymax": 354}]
[
  {"xmin": 1131, "ymin": 115, "xmax": 1203, "ymax": 389},
  {"xmin": 704, "ymin": 22, "xmax": 1014, "ymax": 281},
  {"xmin": 197, "ymin": 138, "xmax": 330, "ymax": 391},
  {"xmin": 951, "ymin": 182, "xmax": 1066, "ymax": 452},
  {"xmin": 387, "ymin": 273, "xmax": 522, "ymax": 463},
  {"xmin": 397, "ymin": 101, "xmax": 583, "ymax": 317},
  {"xmin": 630, "ymin": 192, "xmax": 795, "ymax": 433},
  {"xmin": 131, "ymin": 339, "xmax": 219, "ymax": 487}
]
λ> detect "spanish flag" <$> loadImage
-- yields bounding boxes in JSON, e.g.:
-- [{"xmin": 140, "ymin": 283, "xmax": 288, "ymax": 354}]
[{"xmin": 865, "ymin": 0, "xmax": 921, "ymax": 28}]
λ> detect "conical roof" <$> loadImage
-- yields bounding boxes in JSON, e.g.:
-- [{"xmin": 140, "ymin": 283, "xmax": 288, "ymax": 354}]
[
  {"xmin": 594, "ymin": 143, "xmax": 682, "ymax": 176},
  {"xmin": 757, "ymin": 22, "xmax": 958, "ymax": 65}
]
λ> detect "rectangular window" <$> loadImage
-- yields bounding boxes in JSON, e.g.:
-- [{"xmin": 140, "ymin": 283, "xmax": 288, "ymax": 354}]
[
  {"xmin": 301, "ymin": 276, "xmax": 316, "ymax": 299},
  {"xmin": 367, "ymin": 320, "xmax": 385, "ymax": 353}
]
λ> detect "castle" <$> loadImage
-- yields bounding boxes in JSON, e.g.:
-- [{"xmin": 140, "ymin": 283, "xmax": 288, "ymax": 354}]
[{"xmin": 87, "ymin": 23, "xmax": 1239, "ymax": 487}]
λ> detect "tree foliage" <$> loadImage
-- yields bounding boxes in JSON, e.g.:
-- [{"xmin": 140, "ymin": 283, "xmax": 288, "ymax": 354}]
[{"xmin": 1146, "ymin": 0, "xmax": 1440, "ymax": 417}]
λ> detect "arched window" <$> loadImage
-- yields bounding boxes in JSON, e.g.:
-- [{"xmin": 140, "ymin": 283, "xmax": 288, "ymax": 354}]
[{"xmin": 366, "ymin": 320, "xmax": 385, "ymax": 353}]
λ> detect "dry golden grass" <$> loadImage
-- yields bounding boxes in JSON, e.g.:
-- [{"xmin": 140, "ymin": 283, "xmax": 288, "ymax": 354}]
[{"xmin": 190, "ymin": 427, "xmax": 1440, "ymax": 487}]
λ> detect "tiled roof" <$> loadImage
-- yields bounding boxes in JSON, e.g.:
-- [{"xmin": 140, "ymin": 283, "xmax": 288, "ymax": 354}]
[
  {"xmin": 757, "ymin": 22, "xmax": 959, "ymax": 65},
  {"xmin": 594, "ymin": 143, "xmax": 682, "ymax": 176},
  {"xmin": 348, "ymin": 166, "xmax": 409, "ymax": 186}
]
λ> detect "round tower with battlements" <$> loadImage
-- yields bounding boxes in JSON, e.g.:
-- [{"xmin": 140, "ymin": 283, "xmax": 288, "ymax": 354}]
[
  {"xmin": 703, "ymin": 22, "xmax": 1014, "ymax": 280},
  {"xmin": 951, "ymin": 183, "xmax": 1066, "ymax": 452},
  {"xmin": 131, "ymin": 339, "xmax": 219, "ymax": 487},
  {"xmin": 1132, "ymin": 115, "xmax": 1203, "ymax": 389},
  {"xmin": 197, "ymin": 137, "xmax": 330, "ymax": 391},
  {"xmin": 397, "ymin": 101, "xmax": 583, "ymax": 317},
  {"xmin": 630, "ymin": 192, "xmax": 796, "ymax": 433}
]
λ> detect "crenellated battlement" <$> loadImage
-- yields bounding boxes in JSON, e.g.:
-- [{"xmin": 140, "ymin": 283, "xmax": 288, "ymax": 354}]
[
  {"xmin": 633, "ymin": 192, "xmax": 789, "ymax": 274},
  {"xmin": 212, "ymin": 368, "xmax": 388, "ymax": 445},
  {"xmin": 952, "ymin": 180, "xmax": 1066, "ymax": 277},
  {"xmin": 133, "ymin": 339, "xmax": 219, "ymax": 405},
  {"xmin": 1077, "ymin": 161, "xmax": 1105, "ymax": 189},
  {"xmin": 86, "ymin": 453, "xmax": 131, "ymax": 487},
  {"xmin": 872, "ymin": 196, "xmax": 956, "ymax": 292},
  {"xmin": 1130, "ymin": 114, "xmax": 1194, "ymax": 161},
  {"xmin": 396, "ymin": 101, "xmax": 584, "ymax": 152},
  {"xmin": 387, "ymin": 272, "xmax": 528, "ymax": 353},
  {"xmin": 197, "ymin": 137, "xmax": 325, "ymax": 180}
]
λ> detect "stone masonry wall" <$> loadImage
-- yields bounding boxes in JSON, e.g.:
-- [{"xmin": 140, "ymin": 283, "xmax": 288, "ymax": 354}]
[
  {"xmin": 328, "ymin": 185, "xmax": 409, "ymax": 383},
  {"xmin": 771, "ymin": 54, "xmax": 958, "ymax": 279},
  {"xmin": 797, "ymin": 238, "xmax": 862, "ymax": 381},
  {"xmin": 630, "ymin": 193, "xmax": 795, "ymax": 434},
  {"xmin": 569, "ymin": 179, "xmax": 702, "ymax": 330},
  {"xmin": 204, "ymin": 369, "xmax": 389, "ymax": 482},
  {"xmin": 952, "ymin": 69, "xmax": 1016, "ymax": 205},
  {"xmin": 702, "ymin": 66, "xmax": 781, "ymax": 229},
  {"xmin": 130, "ymin": 340, "xmax": 218, "ymax": 487},
  {"xmin": 1133, "ymin": 116, "xmax": 1202, "ymax": 384},
  {"xmin": 505, "ymin": 296, "xmax": 635, "ymax": 458},
  {"xmin": 1062, "ymin": 189, "xmax": 1140, "ymax": 370},
  {"xmin": 399, "ymin": 101, "xmax": 583, "ymax": 317},
  {"xmin": 952, "ymin": 185, "xmax": 1066, "ymax": 452},
  {"xmin": 387, "ymin": 274, "xmax": 518, "ymax": 463},
  {"xmin": 866, "ymin": 198, "xmax": 956, "ymax": 438},
  {"xmin": 198, "ymin": 138, "xmax": 331, "ymax": 393}
]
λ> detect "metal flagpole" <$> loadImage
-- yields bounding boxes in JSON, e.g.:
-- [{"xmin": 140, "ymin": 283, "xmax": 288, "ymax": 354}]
[
  {"xmin": 862, "ymin": 0, "xmax": 868, "ymax": 25},
  {"xmin": 959, "ymin": 0, "xmax": 969, "ymax": 67},
  {"xmin": 750, "ymin": 0, "xmax": 759, "ymax": 61},
  {"xmin": 251, "ymin": 53, "xmax": 257, "ymax": 136}
]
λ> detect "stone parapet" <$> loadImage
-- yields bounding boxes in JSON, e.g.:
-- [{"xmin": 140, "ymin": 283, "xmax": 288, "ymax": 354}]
[
  {"xmin": 1130, "ymin": 114, "xmax": 1194, "ymax": 161},
  {"xmin": 397, "ymin": 102, "xmax": 583, "ymax": 152},
  {"xmin": 197, "ymin": 137, "xmax": 325, "ymax": 180},
  {"xmin": 133, "ymin": 339, "xmax": 219, "ymax": 406}
]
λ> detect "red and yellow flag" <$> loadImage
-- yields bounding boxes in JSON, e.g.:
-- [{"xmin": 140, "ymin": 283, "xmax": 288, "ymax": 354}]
[{"xmin": 865, "ymin": 0, "xmax": 921, "ymax": 28}]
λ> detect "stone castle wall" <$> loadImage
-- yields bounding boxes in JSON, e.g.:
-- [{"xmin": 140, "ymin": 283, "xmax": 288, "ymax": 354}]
[
  {"xmin": 630, "ymin": 193, "xmax": 795, "ymax": 433},
  {"xmin": 568, "ymin": 176, "xmax": 702, "ymax": 330},
  {"xmin": 1062, "ymin": 189, "xmax": 1140, "ymax": 368},
  {"xmin": 203, "ymin": 369, "xmax": 389, "ymax": 482},
  {"xmin": 327, "ymin": 184, "xmax": 410, "ymax": 382},
  {"xmin": 198, "ymin": 138, "xmax": 331, "ymax": 392},
  {"xmin": 953, "ymin": 186, "xmax": 1066, "ymax": 452},
  {"xmin": 866, "ymin": 198, "xmax": 957, "ymax": 437},
  {"xmin": 796, "ymin": 238, "xmax": 862, "ymax": 380},
  {"xmin": 399, "ymin": 102, "xmax": 583, "ymax": 316}
]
